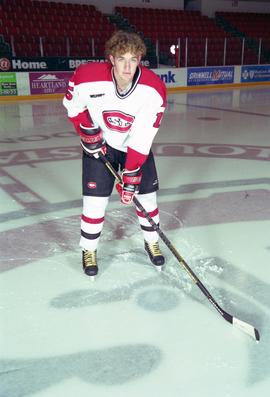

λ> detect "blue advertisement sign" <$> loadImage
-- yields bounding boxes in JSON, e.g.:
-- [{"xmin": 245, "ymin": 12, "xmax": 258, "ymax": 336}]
[
  {"xmin": 187, "ymin": 66, "xmax": 234, "ymax": 86},
  {"xmin": 241, "ymin": 65, "xmax": 270, "ymax": 83}
]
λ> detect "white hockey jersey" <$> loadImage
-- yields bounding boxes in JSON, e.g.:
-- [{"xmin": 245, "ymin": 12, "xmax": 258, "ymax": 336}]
[{"xmin": 63, "ymin": 62, "xmax": 166, "ymax": 169}]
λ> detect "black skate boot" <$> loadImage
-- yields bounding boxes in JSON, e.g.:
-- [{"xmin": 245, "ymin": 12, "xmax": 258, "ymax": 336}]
[
  {"xmin": 144, "ymin": 241, "xmax": 165, "ymax": 269},
  {"xmin": 82, "ymin": 250, "xmax": 98, "ymax": 277}
]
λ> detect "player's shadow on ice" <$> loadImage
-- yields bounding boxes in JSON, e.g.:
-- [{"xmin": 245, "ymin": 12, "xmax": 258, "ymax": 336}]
[
  {"xmin": 50, "ymin": 269, "xmax": 182, "ymax": 313},
  {"xmin": 0, "ymin": 344, "xmax": 162, "ymax": 397},
  {"xmin": 52, "ymin": 255, "xmax": 269, "ymax": 386}
]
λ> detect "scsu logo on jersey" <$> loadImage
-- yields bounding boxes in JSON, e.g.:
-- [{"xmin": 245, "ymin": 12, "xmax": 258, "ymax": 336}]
[{"xmin": 103, "ymin": 111, "xmax": 135, "ymax": 133}]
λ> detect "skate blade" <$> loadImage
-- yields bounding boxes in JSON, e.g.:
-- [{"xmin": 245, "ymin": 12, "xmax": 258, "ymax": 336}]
[
  {"xmin": 155, "ymin": 265, "xmax": 164, "ymax": 272},
  {"xmin": 89, "ymin": 275, "xmax": 96, "ymax": 281}
]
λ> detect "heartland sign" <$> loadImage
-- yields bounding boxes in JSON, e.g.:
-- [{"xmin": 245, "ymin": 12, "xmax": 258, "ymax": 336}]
[{"xmin": 29, "ymin": 72, "xmax": 72, "ymax": 94}]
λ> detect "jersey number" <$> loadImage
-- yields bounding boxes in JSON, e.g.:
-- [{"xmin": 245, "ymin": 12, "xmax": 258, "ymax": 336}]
[{"xmin": 153, "ymin": 112, "xmax": 164, "ymax": 128}]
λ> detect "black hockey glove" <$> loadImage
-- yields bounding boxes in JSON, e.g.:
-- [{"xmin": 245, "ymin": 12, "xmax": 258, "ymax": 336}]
[{"xmin": 79, "ymin": 124, "xmax": 107, "ymax": 159}]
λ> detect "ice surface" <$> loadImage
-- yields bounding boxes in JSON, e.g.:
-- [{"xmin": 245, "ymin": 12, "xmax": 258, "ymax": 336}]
[
  {"xmin": 1, "ymin": 218, "xmax": 269, "ymax": 397},
  {"xmin": 1, "ymin": 89, "xmax": 270, "ymax": 397}
]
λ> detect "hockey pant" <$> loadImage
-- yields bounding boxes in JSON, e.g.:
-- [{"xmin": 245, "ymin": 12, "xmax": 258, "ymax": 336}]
[{"xmin": 80, "ymin": 192, "xmax": 160, "ymax": 251}]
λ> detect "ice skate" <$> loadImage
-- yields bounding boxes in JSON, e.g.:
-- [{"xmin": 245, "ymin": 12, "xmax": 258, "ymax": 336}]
[
  {"xmin": 144, "ymin": 241, "xmax": 165, "ymax": 271},
  {"xmin": 82, "ymin": 250, "xmax": 98, "ymax": 278}
]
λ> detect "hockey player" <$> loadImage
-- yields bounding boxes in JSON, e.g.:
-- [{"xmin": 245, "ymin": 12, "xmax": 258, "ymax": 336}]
[{"xmin": 63, "ymin": 30, "xmax": 166, "ymax": 277}]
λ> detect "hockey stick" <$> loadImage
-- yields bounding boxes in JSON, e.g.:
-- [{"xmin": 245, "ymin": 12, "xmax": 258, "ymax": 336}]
[{"xmin": 99, "ymin": 153, "xmax": 260, "ymax": 342}]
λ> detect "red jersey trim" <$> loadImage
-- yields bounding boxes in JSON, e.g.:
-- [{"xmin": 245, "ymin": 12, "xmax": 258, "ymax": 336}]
[
  {"xmin": 74, "ymin": 62, "xmax": 112, "ymax": 85},
  {"xmin": 125, "ymin": 147, "xmax": 148, "ymax": 170},
  {"xmin": 139, "ymin": 67, "xmax": 167, "ymax": 106},
  {"xmin": 68, "ymin": 110, "xmax": 93, "ymax": 134}
]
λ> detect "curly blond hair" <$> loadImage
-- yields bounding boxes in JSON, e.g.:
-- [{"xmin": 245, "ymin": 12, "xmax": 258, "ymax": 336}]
[{"xmin": 105, "ymin": 30, "xmax": 146, "ymax": 60}]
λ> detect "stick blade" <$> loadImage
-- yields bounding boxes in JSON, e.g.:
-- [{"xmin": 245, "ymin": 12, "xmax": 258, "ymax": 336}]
[{"xmin": 233, "ymin": 317, "xmax": 260, "ymax": 341}]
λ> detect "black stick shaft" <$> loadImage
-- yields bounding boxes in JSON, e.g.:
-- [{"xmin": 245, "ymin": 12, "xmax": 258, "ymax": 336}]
[
  {"xmin": 100, "ymin": 153, "xmax": 223, "ymax": 310},
  {"xmin": 99, "ymin": 153, "xmax": 260, "ymax": 340}
]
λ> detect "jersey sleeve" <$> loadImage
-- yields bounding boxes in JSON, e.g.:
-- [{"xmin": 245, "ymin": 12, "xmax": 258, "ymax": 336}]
[
  {"xmin": 63, "ymin": 66, "xmax": 93, "ymax": 133},
  {"xmin": 125, "ymin": 83, "xmax": 166, "ymax": 170}
]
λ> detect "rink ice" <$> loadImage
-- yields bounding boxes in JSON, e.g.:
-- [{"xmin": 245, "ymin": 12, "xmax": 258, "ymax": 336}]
[{"xmin": 0, "ymin": 86, "xmax": 270, "ymax": 397}]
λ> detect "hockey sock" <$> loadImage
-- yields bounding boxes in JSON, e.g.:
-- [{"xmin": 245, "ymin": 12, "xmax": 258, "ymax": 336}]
[
  {"xmin": 135, "ymin": 192, "xmax": 160, "ymax": 243},
  {"xmin": 80, "ymin": 195, "xmax": 109, "ymax": 251}
]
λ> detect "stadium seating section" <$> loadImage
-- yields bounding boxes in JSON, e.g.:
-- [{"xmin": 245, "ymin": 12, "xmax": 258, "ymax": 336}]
[
  {"xmin": 216, "ymin": 11, "xmax": 270, "ymax": 64},
  {"xmin": 0, "ymin": 0, "xmax": 115, "ymax": 57},
  {"xmin": 0, "ymin": 0, "xmax": 270, "ymax": 66}
]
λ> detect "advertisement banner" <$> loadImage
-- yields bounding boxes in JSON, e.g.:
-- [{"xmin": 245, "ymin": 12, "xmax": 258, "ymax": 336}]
[
  {"xmin": 187, "ymin": 66, "xmax": 234, "ymax": 86},
  {"xmin": 0, "ymin": 72, "xmax": 17, "ymax": 96},
  {"xmin": 0, "ymin": 56, "xmax": 157, "ymax": 72},
  {"xmin": 0, "ymin": 57, "xmax": 107, "ymax": 72},
  {"xmin": 29, "ymin": 72, "xmax": 73, "ymax": 95},
  {"xmin": 241, "ymin": 65, "xmax": 270, "ymax": 83},
  {"xmin": 153, "ymin": 68, "xmax": 186, "ymax": 88}
]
